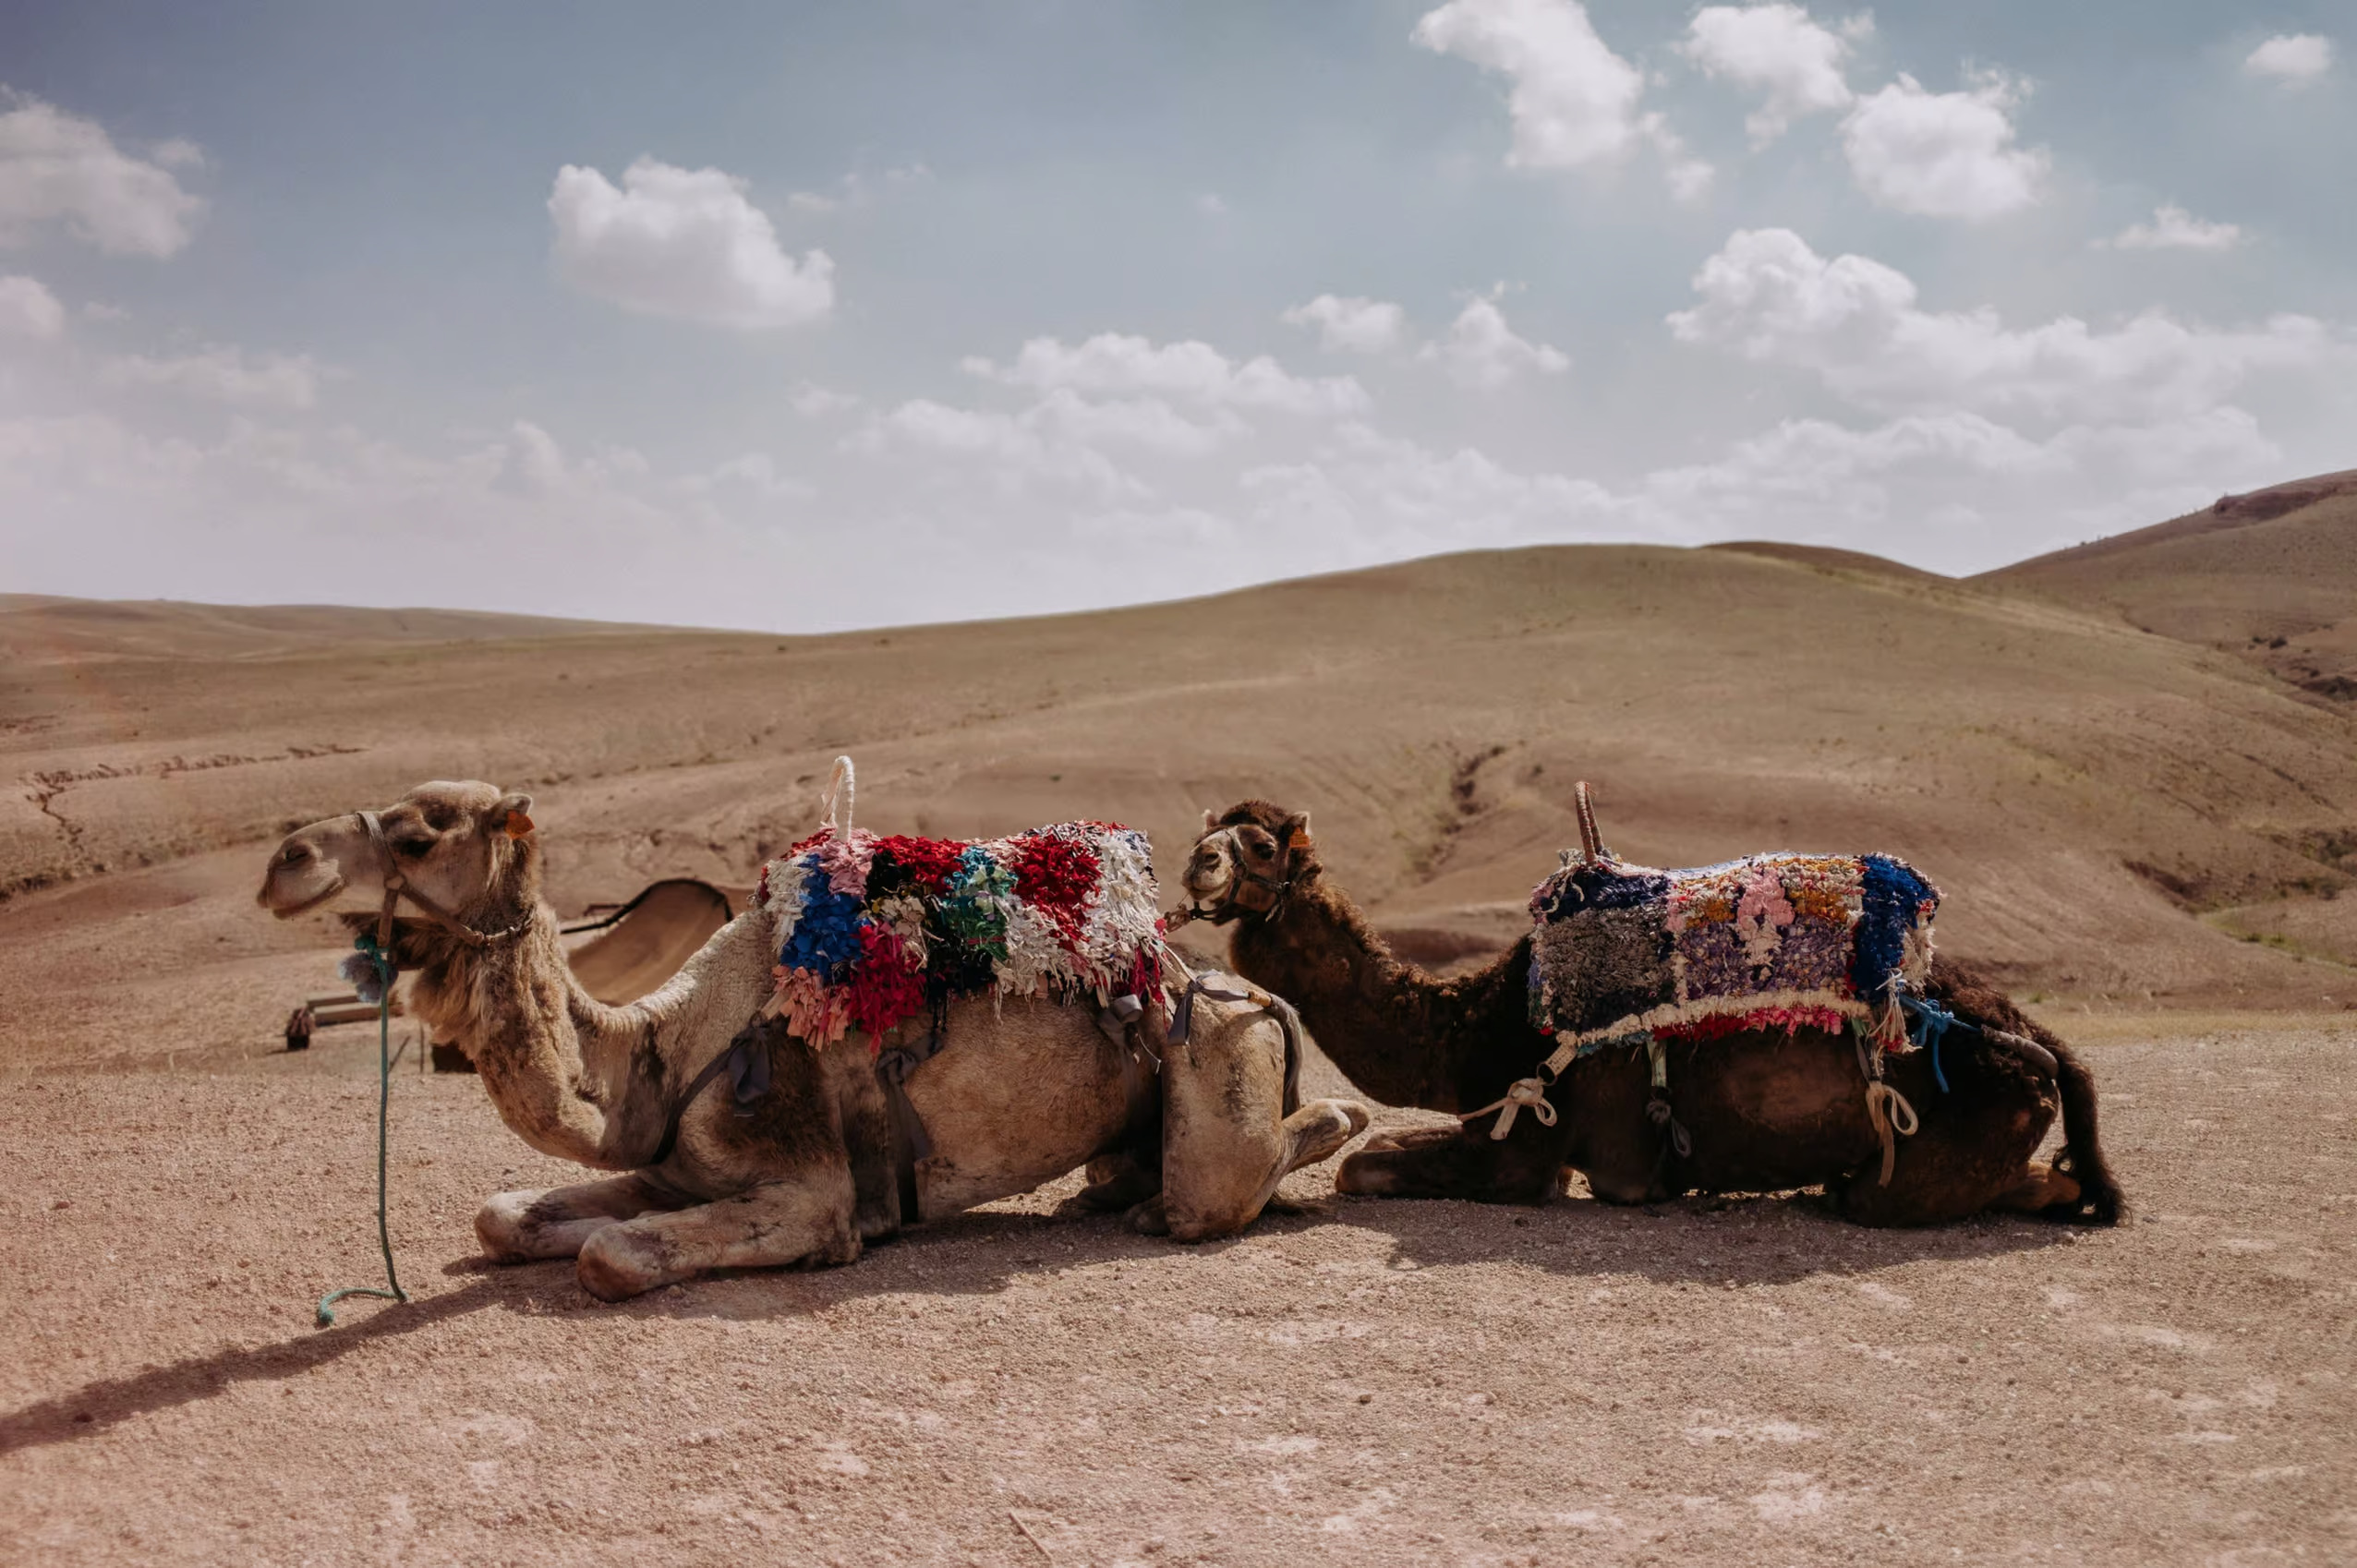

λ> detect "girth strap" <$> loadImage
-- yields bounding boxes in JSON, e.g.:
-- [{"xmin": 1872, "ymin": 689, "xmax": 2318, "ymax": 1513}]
[
  {"xmin": 876, "ymin": 1025, "xmax": 950, "ymax": 1225},
  {"xmin": 649, "ymin": 1022, "xmax": 772, "ymax": 1167}
]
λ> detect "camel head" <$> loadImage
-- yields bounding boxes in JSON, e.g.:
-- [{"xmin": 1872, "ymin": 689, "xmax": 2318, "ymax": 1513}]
[
  {"xmin": 256, "ymin": 780, "xmax": 540, "ymax": 937},
  {"xmin": 1183, "ymin": 801, "xmax": 1315, "ymax": 922}
]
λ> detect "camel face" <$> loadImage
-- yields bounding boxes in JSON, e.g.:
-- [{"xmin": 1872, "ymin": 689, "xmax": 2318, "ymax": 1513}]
[
  {"xmin": 1184, "ymin": 819, "xmax": 1296, "ymax": 913},
  {"xmin": 256, "ymin": 779, "xmax": 531, "ymax": 921}
]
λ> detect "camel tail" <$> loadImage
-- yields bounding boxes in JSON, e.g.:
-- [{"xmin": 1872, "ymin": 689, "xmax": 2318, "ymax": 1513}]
[{"xmin": 2041, "ymin": 1032, "xmax": 2124, "ymax": 1226}]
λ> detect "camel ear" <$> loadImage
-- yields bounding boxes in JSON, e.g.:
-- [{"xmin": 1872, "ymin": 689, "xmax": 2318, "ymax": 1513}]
[
  {"xmin": 495, "ymin": 791, "xmax": 536, "ymax": 839},
  {"xmin": 1287, "ymin": 812, "xmax": 1311, "ymax": 850},
  {"xmin": 1202, "ymin": 809, "xmax": 1218, "ymax": 833}
]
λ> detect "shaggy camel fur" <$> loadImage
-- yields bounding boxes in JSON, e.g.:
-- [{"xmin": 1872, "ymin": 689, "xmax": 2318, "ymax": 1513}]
[
  {"xmin": 1182, "ymin": 802, "xmax": 2122, "ymax": 1227},
  {"xmin": 256, "ymin": 782, "xmax": 1367, "ymax": 1298}
]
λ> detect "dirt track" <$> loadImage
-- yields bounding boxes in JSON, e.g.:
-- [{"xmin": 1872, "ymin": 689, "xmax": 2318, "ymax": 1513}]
[{"xmin": 5, "ymin": 1017, "xmax": 2351, "ymax": 1567}]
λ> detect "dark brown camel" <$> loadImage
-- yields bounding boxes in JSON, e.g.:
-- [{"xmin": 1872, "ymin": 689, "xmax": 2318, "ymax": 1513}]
[{"xmin": 1181, "ymin": 801, "xmax": 2122, "ymax": 1227}]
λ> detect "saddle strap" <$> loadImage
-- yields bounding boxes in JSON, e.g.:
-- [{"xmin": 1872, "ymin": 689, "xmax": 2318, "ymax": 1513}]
[{"xmin": 876, "ymin": 1024, "xmax": 950, "ymax": 1225}]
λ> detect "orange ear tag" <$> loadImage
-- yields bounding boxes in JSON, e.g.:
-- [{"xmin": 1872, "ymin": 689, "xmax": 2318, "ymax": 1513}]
[{"xmin": 504, "ymin": 812, "xmax": 535, "ymax": 839}]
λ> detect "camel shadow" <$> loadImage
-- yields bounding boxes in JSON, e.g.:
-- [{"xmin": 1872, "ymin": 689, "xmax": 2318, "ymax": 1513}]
[
  {"xmin": 0, "ymin": 1201, "xmax": 1170, "ymax": 1459},
  {"xmin": 1313, "ymin": 1185, "xmax": 2085, "ymax": 1288}
]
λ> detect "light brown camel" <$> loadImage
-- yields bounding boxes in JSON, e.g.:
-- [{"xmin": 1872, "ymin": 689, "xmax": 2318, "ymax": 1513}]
[
  {"xmin": 1181, "ymin": 802, "xmax": 2122, "ymax": 1227},
  {"xmin": 256, "ymin": 781, "xmax": 1368, "ymax": 1298}
]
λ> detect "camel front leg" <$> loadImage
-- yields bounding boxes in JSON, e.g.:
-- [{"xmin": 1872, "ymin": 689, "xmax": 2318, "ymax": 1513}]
[
  {"xmin": 475, "ymin": 1173, "xmax": 679, "ymax": 1262},
  {"xmin": 1336, "ymin": 1113, "xmax": 1573, "ymax": 1205},
  {"xmin": 574, "ymin": 1171, "xmax": 860, "ymax": 1302}
]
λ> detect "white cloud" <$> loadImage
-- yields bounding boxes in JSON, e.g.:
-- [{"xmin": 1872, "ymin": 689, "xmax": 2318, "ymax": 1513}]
[
  {"xmin": 1840, "ymin": 72, "xmax": 2048, "ymax": 221},
  {"xmin": 2244, "ymin": 34, "xmax": 2334, "ymax": 86},
  {"xmin": 1669, "ymin": 227, "xmax": 2338, "ymax": 424},
  {"xmin": 101, "ymin": 345, "xmax": 325, "ymax": 410},
  {"xmin": 1243, "ymin": 421, "xmax": 1619, "ymax": 555},
  {"xmin": 1412, "ymin": 0, "xmax": 1648, "ymax": 170},
  {"xmin": 787, "ymin": 162, "xmax": 932, "ymax": 215},
  {"xmin": 1420, "ymin": 296, "xmax": 1569, "ymax": 389},
  {"xmin": 2108, "ymin": 204, "xmax": 2244, "ymax": 252},
  {"xmin": 1282, "ymin": 294, "xmax": 1408, "ymax": 355},
  {"xmin": 790, "ymin": 382, "xmax": 862, "ymax": 417},
  {"xmin": 0, "ymin": 272, "xmax": 64, "ymax": 338},
  {"xmin": 1682, "ymin": 5, "xmax": 1866, "ymax": 143},
  {"xmin": 548, "ymin": 157, "xmax": 834, "ymax": 330},
  {"xmin": 964, "ymin": 332, "xmax": 1368, "ymax": 416},
  {"xmin": 847, "ymin": 397, "xmax": 1147, "ymax": 502},
  {"xmin": 0, "ymin": 91, "xmax": 205, "ymax": 257},
  {"xmin": 683, "ymin": 452, "xmax": 813, "ymax": 502}
]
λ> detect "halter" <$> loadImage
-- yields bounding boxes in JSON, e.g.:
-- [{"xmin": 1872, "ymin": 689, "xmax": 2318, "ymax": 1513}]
[
  {"xmin": 1170, "ymin": 818, "xmax": 1299, "ymax": 928},
  {"xmin": 355, "ymin": 809, "xmax": 535, "ymax": 955}
]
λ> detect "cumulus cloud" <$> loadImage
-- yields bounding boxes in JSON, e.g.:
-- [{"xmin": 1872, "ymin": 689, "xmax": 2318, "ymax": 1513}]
[
  {"xmin": 1682, "ymin": 4, "xmax": 1867, "ymax": 143},
  {"xmin": 964, "ymin": 332, "xmax": 1368, "ymax": 416},
  {"xmin": 790, "ymin": 382, "xmax": 863, "ymax": 417},
  {"xmin": 846, "ymin": 397, "xmax": 1148, "ymax": 502},
  {"xmin": 2107, "ymin": 204, "xmax": 2244, "ymax": 252},
  {"xmin": 1420, "ymin": 296, "xmax": 1569, "ymax": 389},
  {"xmin": 1412, "ymin": 0, "xmax": 1648, "ymax": 169},
  {"xmin": 549, "ymin": 157, "xmax": 834, "ymax": 330},
  {"xmin": 1282, "ymin": 294, "xmax": 1408, "ymax": 355},
  {"xmin": 0, "ymin": 90, "xmax": 205, "ymax": 257},
  {"xmin": 2244, "ymin": 34, "xmax": 2334, "ymax": 86},
  {"xmin": 0, "ymin": 272, "xmax": 64, "ymax": 338},
  {"xmin": 101, "ymin": 345, "xmax": 325, "ymax": 410},
  {"xmin": 1243, "ymin": 421, "xmax": 1618, "ymax": 553},
  {"xmin": 1668, "ymin": 227, "xmax": 2336, "ymax": 424},
  {"xmin": 1841, "ymin": 73, "xmax": 2048, "ymax": 220}
]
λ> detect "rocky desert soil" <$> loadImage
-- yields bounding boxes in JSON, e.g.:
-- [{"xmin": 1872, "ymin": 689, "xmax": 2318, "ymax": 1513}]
[{"xmin": 3, "ymin": 1015, "xmax": 2352, "ymax": 1567}]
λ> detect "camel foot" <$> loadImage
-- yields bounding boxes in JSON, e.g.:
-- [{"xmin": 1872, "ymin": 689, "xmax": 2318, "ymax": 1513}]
[
  {"xmin": 1072, "ymin": 1152, "xmax": 1161, "ymax": 1213},
  {"xmin": 1284, "ymin": 1099, "xmax": 1371, "ymax": 1176},
  {"xmin": 1991, "ymin": 1159, "xmax": 2082, "ymax": 1214},
  {"xmin": 1124, "ymin": 1194, "xmax": 1171, "ymax": 1236}
]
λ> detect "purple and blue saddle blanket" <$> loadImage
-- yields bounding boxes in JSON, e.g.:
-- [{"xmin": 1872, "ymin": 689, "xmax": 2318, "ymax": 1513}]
[{"xmin": 1526, "ymin": 850, "xmax": 1944, "ymax": 1059}]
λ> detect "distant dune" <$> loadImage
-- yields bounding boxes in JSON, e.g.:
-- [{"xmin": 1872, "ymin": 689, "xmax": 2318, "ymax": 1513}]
[
  {"xmin": 4, "ymin": 480, "xmax": 2353, "ymax": 1067},
  {"xmin": 1982, "ymin": 468, "xmax": 2357, "ymax": 702}
]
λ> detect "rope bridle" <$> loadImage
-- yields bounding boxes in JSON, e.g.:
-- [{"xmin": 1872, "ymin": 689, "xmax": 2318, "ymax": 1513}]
[
  {"xmin": 354, "ymin": 809, "xmax": 534, "ymax": 955},
  {"xmin": 1168, "ymin": 818, "xmax": 1299, "ymax": 930}
]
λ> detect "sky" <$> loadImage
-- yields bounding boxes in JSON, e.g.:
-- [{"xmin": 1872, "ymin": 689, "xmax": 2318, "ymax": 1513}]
[{"xmin": 1, "ymin": 1, "xmax": 2351, "ymax": 631}]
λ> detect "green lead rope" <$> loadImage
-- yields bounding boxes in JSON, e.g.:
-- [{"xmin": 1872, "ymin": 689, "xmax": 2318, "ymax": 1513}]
[{"xmin": 316, "ymin": 934, "xmax": 408, "ymax": 1327}]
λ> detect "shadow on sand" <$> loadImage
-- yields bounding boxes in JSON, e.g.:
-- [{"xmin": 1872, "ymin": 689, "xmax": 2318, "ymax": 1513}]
[{"xmin": 1, "ymin": 1184, "xmax": 2082, "ymax": 1458}]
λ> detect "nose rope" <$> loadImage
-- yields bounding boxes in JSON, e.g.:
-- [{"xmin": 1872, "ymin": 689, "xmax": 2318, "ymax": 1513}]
[{"xmin": 314, "ymin": 931, "xmax": 407, "ymax": 1326}]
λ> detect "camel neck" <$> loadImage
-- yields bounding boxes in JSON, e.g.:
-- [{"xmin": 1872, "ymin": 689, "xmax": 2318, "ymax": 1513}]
[
  {"xmin": 417, "ymin": 907, "xmax": 668, "ymax": 1169},
  {"xmin": 1227, "ymin": 877, "xmax": 1514, "ymax": 1114}
]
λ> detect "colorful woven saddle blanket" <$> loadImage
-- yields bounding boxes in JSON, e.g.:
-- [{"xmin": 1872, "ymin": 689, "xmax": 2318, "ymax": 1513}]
[
  {"xmin": 1526, "ymin": 850, "xmax": 1940, "ymax": 1054},
  {"xmin": 755, "ymin": 821, "xmax": 1165, "ymax": 1047}
]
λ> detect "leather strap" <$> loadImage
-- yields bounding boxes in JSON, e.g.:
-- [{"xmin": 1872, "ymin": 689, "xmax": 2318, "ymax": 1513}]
[{"xmin": 876, "ymin": 1024, "xmax": 949, "ymax": 1224}]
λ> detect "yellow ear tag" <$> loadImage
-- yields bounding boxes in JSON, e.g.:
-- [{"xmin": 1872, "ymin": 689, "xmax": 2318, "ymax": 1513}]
[{"xmin": 503, "ymin": 811, "xmax": 535, "ymax": 839}]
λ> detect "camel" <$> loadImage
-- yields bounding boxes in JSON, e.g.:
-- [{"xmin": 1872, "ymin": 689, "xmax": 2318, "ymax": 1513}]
[
  {"xmin": 1180, "ymin": 801, "xmax": 2122, "ymax": 1227},
  {"xmin": 255, "ymin": 780, "xmax": 1368, "ymax": 1299}
]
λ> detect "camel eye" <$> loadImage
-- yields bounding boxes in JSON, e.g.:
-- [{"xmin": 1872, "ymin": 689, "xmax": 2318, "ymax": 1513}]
[{"xmin": 393, "ymin": 836, "xmax": 434, "ymax": 858}]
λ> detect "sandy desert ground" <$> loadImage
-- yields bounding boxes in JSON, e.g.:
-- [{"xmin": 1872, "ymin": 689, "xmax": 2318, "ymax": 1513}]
[{"xmin": 4, "ymin": 477, "xmax": 2353, "ymax": 1564}]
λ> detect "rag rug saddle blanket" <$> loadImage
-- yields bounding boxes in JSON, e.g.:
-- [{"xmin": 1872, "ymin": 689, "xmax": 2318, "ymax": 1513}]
[
  {"xmin": 1527, "ymin": 850, "xmax": 1940, "ymax": 1055},
  {"xmin": 755, "ymin": 821, "xmax": 1165, "ymax": 1048}
]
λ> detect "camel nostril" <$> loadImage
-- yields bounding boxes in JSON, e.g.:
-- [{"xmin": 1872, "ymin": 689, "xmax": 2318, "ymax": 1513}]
[{"xmin": 280, "ymin": 843, "xmax": 308, "ymax": 866}]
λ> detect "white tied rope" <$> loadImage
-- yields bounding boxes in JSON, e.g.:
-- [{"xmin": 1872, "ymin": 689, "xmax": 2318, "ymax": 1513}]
[{"xmin": 820, "ymin": 754, "xmax": 855, "ymax": 841}]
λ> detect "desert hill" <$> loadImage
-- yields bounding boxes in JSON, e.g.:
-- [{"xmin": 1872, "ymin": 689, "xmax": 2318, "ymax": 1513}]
[
  {"xmin": 0, "ymin": 595, "xmax": 661, "ymax": 666},
  {"xmin": 1981, "ymin": 468, "xmax": 2357, "ymax": 703},
  {"xmin": 7, "ymin": 528, "xmax": 2355, "ymax": 1067}
]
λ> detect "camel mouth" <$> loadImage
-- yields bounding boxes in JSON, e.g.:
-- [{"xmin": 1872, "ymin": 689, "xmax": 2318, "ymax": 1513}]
[{"xmin": 266, "ymin": 874, "xmax": 347, "ymax": 920}]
